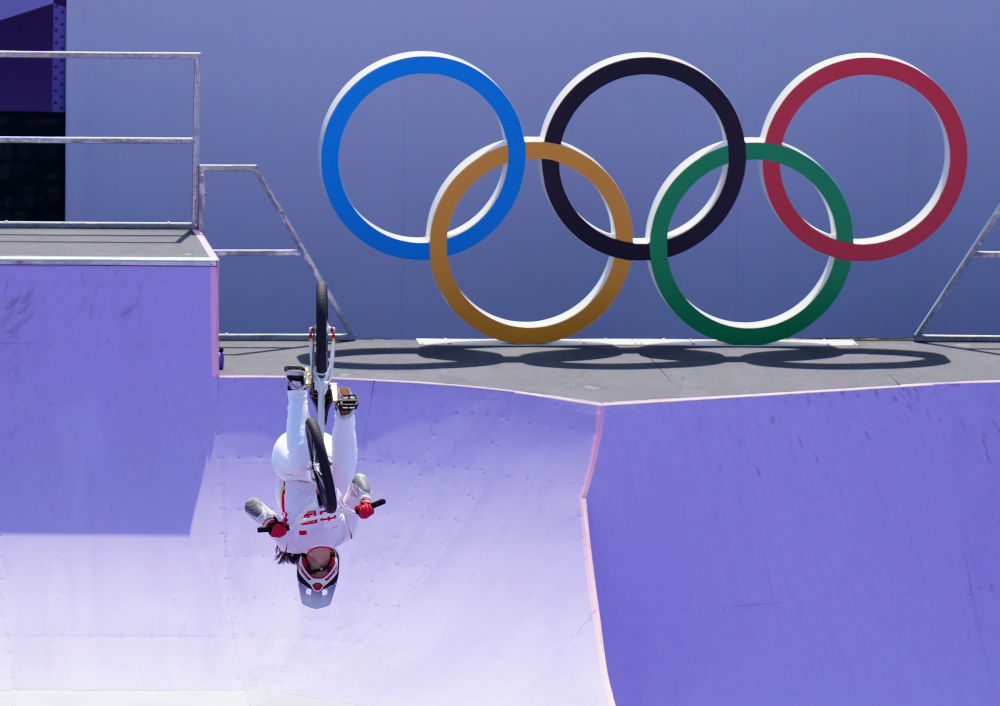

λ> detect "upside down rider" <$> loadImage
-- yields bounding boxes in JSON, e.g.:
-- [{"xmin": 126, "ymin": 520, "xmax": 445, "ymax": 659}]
[{"xmin": 244, "ymin": 365, "xmax": 376, "ymax": 608}]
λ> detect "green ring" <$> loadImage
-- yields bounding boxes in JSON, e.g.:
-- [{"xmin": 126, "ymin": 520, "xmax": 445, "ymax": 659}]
[{"xmin": 648, "ymin": 141, "xmax": 853, "ymax": 345}]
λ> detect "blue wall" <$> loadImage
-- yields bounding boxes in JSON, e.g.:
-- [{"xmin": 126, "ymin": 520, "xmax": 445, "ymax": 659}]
[{"xmin": 66, "ymin": 0, "xmax": 1000, "ymax": 338}]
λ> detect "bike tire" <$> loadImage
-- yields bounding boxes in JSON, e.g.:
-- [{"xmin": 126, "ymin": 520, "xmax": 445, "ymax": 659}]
[
  {"xmin": 315, "ymin": 281, "xmax": 329, "ymax": 375},
  {"xmin": 305, "ymin": 416, "xmax": 337, "ymax": 513}
]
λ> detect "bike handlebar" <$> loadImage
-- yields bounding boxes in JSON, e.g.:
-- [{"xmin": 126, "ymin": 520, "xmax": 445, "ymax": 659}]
[{"xmin": 256, "ymin": 498, "xmax": 386, "ymax": 532}]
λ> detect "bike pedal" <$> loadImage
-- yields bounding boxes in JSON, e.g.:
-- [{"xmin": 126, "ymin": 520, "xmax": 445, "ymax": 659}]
[{"xmin": 336, "ymin": 391, "xmax": 359, "ymax": 413}]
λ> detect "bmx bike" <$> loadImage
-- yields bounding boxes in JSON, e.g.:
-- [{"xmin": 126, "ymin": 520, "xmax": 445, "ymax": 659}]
[{"xmin": 304, "ymin": 280, "xmax": 384, "ymax": 516}]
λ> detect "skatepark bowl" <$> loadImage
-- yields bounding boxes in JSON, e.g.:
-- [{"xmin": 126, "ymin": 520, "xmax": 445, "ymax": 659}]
[{"xmin": 2, "ymin": 230, "xmax": 1000, "ymax": 705}]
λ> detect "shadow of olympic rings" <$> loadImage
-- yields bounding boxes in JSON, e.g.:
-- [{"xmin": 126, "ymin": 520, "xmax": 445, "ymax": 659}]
[
  {"xmin": 310, "ymin": 343, "xmax": 951, "ymax": 372},
  {"xmin": 297, "ymin": 345, "xmax": 506, "ymax": 371},
  {"xmin": 738, "ymin": 346, "xmax": 951, "ymax": 370},
  {"xmin": 517, "ymin": 345, "xmax": 726, "ymax": 369}
]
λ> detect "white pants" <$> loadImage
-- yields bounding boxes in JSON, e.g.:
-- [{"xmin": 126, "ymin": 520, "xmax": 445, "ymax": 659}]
[{"xmin": 271, "ymin": 389, "xmax": 357, "ymax": 515}]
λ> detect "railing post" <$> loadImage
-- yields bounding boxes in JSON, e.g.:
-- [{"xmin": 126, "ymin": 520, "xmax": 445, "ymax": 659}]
[{"xmin": 192, "ymin": 54, "xmax": 202, "ymax": 230}]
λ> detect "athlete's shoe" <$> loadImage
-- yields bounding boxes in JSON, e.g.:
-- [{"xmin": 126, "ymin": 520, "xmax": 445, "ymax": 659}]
[
  {"xmin": 336, "ymin": 387, "xmax": 359, "ymax": 416},
  {"xmin": 349, "ymin": 472, "xmax": 371, "ymax": 497},
  {"xmin": 285, "ymin": 365, "xmax": 306, "ymax": 391},
  {"xmin": 245, "ymin": 497, "xmax": 277, "ymax": 526}
]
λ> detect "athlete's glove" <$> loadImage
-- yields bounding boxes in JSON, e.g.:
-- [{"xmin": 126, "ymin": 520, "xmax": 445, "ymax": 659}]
[
  {"xmin": 355, "ymin": 500, "xmax": 374, "ymax": 519},
  {"xmin": 264, "ymin": 518, "xmax": 289, "ymax": 538}
]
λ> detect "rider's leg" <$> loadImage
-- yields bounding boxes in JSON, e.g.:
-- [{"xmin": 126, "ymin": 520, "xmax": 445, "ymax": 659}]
[
  {"xmin": 271, "ymin": 387, "xmax": 312, "ymax": 483},
  {"xmin": 327, "ymin": 396, "xmax": 358, "ymax": 493},
  {"xmin": 270, "ymin": 385, "xmax": 317, "ymax": 519}
]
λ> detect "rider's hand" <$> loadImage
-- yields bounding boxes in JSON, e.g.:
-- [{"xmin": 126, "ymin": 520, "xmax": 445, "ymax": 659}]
[
  {"xmin": 265, "ymin": 518, "xmax": 289, "ymax": 538},
  {"xmin": 355, "ymin": 500, "xmax": 374, "ymax": 519}
]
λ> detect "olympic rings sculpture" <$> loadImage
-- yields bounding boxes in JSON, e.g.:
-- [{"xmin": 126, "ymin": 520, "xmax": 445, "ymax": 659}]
[{"xmin": 319, "ymin": 51, "xmax": 966, "ymax": 345}]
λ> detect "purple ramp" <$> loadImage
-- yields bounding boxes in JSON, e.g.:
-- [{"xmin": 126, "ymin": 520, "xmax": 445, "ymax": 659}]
[
  {"xmin": 587, "ymin": 383, "xmax": 1000, "ymax": 705},
  {"xmin": 0, "ymin": 264, "xmax": 217, "ymax": 534},
  {"xmin": 1, "ymin": 378, "xmax": 612, "ymax": 705}
]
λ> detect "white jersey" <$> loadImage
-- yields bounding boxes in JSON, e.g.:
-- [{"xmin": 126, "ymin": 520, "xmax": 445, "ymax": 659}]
[{"xmin": 273, "ymin": 474, "xmax": 369, "ymax": 554}]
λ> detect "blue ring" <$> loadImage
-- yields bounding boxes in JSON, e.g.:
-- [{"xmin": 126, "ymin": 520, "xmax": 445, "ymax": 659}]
[{"xmin": 319, "ymin": 53, "xmax": 526, "ymax": 260}]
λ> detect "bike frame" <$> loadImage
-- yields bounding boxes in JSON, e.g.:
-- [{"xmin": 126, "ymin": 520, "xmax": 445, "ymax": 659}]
[{"xmin": 308, "ymin": 324, "xmax": 336, "ymax": 431}]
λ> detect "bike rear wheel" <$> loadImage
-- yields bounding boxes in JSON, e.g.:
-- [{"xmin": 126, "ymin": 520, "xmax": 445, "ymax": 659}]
[
  {"xmin": 305, "ymin": 416, "xmax": 337, "ymax": 512},
  {"xmin": 315, "ymin": 281, "xmax": 329, "ymax": 376}
]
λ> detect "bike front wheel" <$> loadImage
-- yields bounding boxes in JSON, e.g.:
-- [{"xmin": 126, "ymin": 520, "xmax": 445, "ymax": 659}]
[
  {"xmin": 315, "ymin": 281, "xmax": 329, "ymax": 376},
  {"xmin": 305, "ymin": 416, "xmax": 336, "ymax": 513}
]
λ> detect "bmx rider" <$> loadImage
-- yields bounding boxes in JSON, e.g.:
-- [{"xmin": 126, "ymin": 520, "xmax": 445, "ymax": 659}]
[{"xmin": 244, "ymin": 365, "xmax": 374, "ymax": 607}]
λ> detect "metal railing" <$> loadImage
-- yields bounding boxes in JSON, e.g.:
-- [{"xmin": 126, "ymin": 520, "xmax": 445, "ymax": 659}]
[
  {"xmin": 0, "ymin": 50, "xmax": 201, "ymax": 227},
  {"xmin": 199, "ymin": 164, "xmax": 356, "ymax": 340},
  {"xmin": 914, "ymin": 201, "xmax": 1000, "ymax": 342},
  {"xmin": 0, "ymin": 50, "xmax": 356, "ymax": 339}
]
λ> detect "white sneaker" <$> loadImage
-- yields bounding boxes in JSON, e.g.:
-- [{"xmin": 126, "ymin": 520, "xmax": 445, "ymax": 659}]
[
  {"xmin": 245, "ymin": 497, "xmax": 277, "ymax": 526},
  {"xmin": 284, "ymin": 366, "xmax": 306, "ymax": 391}
]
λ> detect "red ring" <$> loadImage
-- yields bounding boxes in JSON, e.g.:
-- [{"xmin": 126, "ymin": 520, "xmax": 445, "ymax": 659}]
[{"xmin": 762, "ymin": 54, "xmax": 967, "ymax": 261}]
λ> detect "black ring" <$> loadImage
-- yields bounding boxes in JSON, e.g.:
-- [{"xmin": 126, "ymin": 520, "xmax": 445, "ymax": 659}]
[{"xmin": 541, "ymin": 55, "xmax": 746, "ymax": 260}]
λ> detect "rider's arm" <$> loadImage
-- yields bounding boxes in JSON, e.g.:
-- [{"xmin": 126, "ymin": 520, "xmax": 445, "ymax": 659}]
[{"xmin": 344, "ymin": 473, "xmax": 373, "ymax": 517}]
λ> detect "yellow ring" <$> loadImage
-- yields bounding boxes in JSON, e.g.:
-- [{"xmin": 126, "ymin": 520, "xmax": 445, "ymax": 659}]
[{"xmin": 427, "ymin": 138, "xmax": 633, "ymax": 344}]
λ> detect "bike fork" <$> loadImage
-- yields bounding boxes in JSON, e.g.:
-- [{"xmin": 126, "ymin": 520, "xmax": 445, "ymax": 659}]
[{"xmin": 309, "ymin": 325, "xmax": 336, "ymax": 430}]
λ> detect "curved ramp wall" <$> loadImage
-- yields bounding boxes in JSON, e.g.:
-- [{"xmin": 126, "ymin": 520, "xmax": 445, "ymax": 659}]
[
  {"xmin": 588, "ymin": 383, "xmax": 1000, "ymax": 705},
  {"xmin": 2, "ymin": 372, "xmax": 999, "ymax": 704},
  {"xmin": 2, "ymin": 377, "xmax": 609, "ymax": 706},
  {"xmin": 212, "ymin": 378, "xmax": 609, "ymax": 705}
]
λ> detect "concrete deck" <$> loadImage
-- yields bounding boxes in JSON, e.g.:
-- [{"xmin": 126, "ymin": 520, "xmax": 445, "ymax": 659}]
[{"xmin": 218, "ymin": 338, "xmax": 1000, "ymax": 403}]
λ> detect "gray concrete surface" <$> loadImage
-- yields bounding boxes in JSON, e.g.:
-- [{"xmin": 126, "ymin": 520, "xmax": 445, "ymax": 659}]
[
  {"xmin": 0, "ymin": 227, "xmax": 210, "ymax": 260},
  {"xmin": 218, "ymin": 339, "xmax": 1000, "ymax": 403}
]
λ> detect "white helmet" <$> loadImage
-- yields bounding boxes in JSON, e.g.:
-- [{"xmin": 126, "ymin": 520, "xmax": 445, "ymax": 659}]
[{"xmin": 296, "ymin": 548, "xmax": 339, "ymax": 609}]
